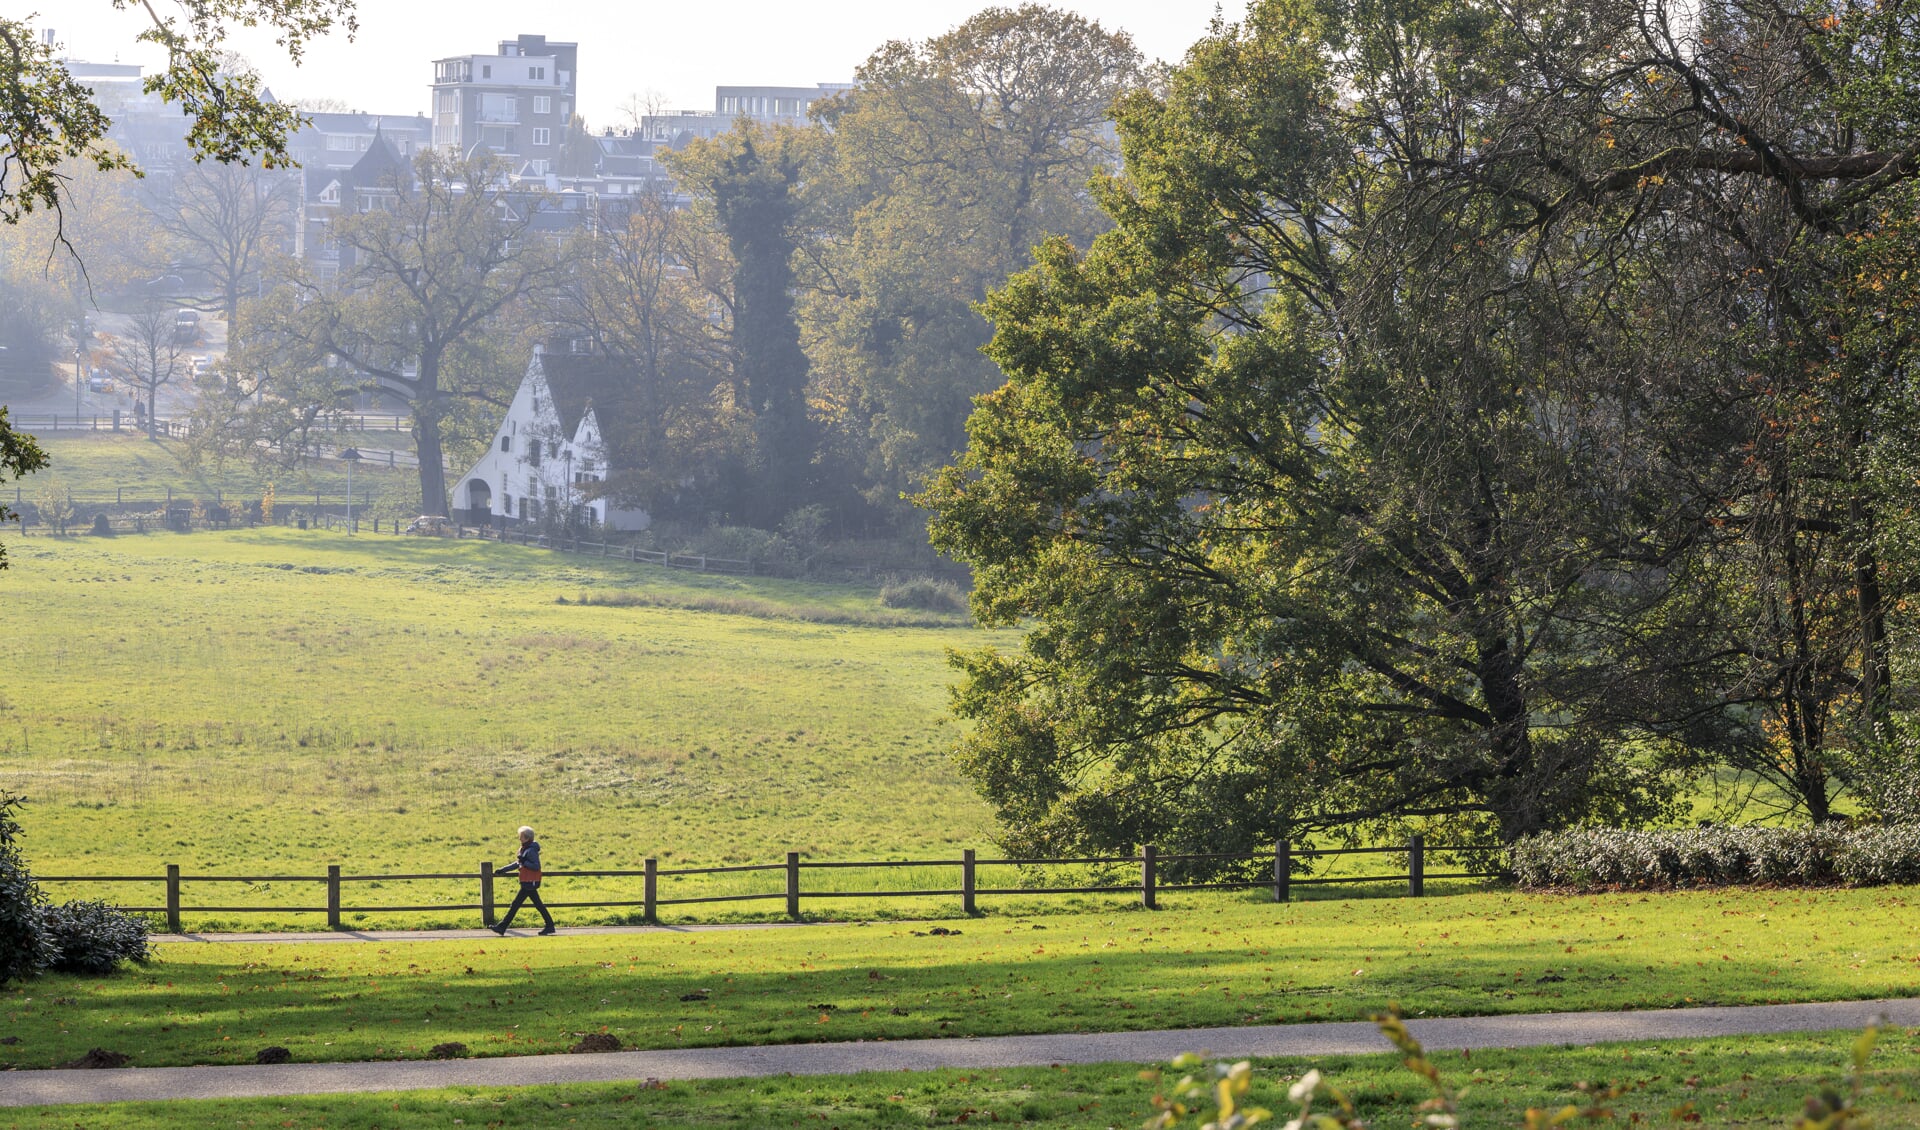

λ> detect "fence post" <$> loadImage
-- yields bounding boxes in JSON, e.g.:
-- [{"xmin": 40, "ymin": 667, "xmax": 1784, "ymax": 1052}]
[
  {"xmin": 1141, "ymin": 844, "xmax": 1158, "ymax": 910},
  {"xmin": 962, "ymin": 848, "xmax": 977, "ymax": 915},
  {"xmin": 165, "ymin": 864, "xmax": 181, "ymax": 934},
  {"xmin": 1273, "ymin": 840, "xmax": 1290, "ymax": 903},
  {"xmin": 785, "ymin": 851, "xmax": 801, "ymax": 920},
  {"xmin": 480, "ymin": 860, "xmax": 496, "ymax": 927},
  {"xmin": 644, "ymin": 857, "xmax": 658, "ymax": 923},
  {"xmin": 326, "ymin": 865, "xmax": 342, "ymax": 930},
  {"xmin": 1408, "ymin": 834, "xmax": 1425, "ymax": 897}
]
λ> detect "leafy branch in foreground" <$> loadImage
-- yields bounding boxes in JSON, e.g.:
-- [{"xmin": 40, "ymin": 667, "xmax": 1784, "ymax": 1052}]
[{"xmin": 1144, "ymin": 1013, "xmax": 1885, "ymax": 1129}]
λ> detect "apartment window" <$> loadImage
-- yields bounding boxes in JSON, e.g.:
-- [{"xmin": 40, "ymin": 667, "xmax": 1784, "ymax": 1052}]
[
  {"xmin": 533, "ymin": 96, "xmax": 550, "ymax": 115},
  {"xmin": 532, "ymin": 127, "xmax": 551, "ymax": 146},
  {"xmin": 529, "ymin": 65, "xmax": 545, "ymax": 80},
  {"xmin": 325, "ymin": 134, "xmax": 358, "ymax": 151},
  {"xmin": 481, "ymin": 64, "xmax": 492, "ymax": 78}
]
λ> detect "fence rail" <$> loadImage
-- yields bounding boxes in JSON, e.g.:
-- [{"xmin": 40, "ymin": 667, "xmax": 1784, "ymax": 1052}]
[
  {"xmin": 37, "ymin": 838, "xmax": 1507, "ymax": 933},
  {"xmin": 13, "ymin": 412, "xmax": 413, "ymax": 434}
]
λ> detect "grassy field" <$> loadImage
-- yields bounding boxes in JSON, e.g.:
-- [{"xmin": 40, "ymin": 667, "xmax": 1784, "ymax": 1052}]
[
  {"xmin": 3, "ymin": 887, "xmax": 1916, "ymax": 1070},
  {"xmin": 7, "ymin": 1029, "xmax": 1913, "ymax": 1129},
  {"xmin": 18, "ymin": 432, "xmax": 414, "ymax": 506},
  {"xmin": 1, "ymin": 527, "xmax": 1001, "ymax": 924}
]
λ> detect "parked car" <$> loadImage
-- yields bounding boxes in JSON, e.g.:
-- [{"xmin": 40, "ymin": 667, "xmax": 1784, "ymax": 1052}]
[
  {"xmin": 172, "ymin": 309, "xmax": 201, "ymax": 344},
  {"xmin": 191, "ymin": 356, "xmax": 212, "ymax": 377},
  {"xmin": 86, "ymin": 374, "xmax": 114, "ymax": 393},
  {"xmin": 403, "ymin": 515, "xmax": 457, "ymax": 537}
]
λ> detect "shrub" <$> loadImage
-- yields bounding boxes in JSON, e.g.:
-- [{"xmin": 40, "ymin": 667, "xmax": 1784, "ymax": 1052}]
[
  {"xmin": 1508, "ymin": 822, "xmax": 1920, "ymax": 891},
  {"xmin": 0, "ymin": 792, "xmax": 52, "ymax": 986},
  {"xmin": 40, "ymin": 899, "xmax": 152, "ymax": 974},
  {"xmin": 879, "ymin": 574, "xmax": 968, "ymax": 614}
]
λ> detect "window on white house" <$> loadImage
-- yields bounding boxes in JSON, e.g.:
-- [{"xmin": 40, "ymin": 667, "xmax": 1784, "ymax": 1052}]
[
  {"xmin": 530, "ymin": 65, "xmax": 545, "ymax": 80},
  {"xmin": 481, "ymin": 64, "xmax": 492, "ymax": 78},
  {"xmin": 527, "ymin": 442, "xmax": 541, "ymax": 467},
  {"xmin": 499, "ymin": 435, "xmax": 511, "ymax": 452}
]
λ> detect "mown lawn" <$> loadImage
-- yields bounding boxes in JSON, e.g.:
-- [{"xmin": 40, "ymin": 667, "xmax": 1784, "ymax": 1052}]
[
  {"xmin": 5, "ymin": 1029, "xmax": 1915, "ymax": 1128},
  {"xmin": 0, "ymin": 527, "xmax": 997, "ymax": 927},
  {"xmin": 3, "ymin": 887, "xmax": 1916, "ymax": 1070}
]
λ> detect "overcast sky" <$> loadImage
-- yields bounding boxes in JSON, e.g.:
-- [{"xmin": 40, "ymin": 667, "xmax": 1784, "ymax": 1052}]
[{"xmin": 21, "ymin": 1, "xmax": 1223, "ymax": 126}]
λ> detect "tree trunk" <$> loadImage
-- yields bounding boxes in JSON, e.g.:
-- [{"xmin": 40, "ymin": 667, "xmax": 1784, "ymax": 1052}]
[{"xmin": 415, "ymin": 411, "xmax": 448, "ymax": 516}]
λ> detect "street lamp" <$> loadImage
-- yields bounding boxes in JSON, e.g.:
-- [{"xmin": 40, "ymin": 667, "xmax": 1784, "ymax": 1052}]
[{"xmin": 340, "ymin": 447, "xmax": 362, "ymax": 534}]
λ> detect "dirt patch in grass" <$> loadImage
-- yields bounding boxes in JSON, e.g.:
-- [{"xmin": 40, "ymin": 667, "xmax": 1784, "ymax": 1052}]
[{"xmin": 59, "ymin": 1048, "xmax": 130, "ymax": 1069}]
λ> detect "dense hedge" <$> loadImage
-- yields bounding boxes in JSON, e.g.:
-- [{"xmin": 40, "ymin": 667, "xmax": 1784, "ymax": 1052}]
[{"xmin": 1509, "ymin": 823, "xmax": 1920, "ymax": 890}]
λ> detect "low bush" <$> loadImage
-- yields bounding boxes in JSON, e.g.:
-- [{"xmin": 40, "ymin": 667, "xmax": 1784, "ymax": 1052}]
[
  {"xmin": 1509, "ymin": 822, "xmax": 1920, "ymax": 891},
  {"xmin": 0, "ymin": 792, "xmax": 52, "ymax": 986},
  {"xmin": 0, "ymin": 793, "xmax": 150, "ymax": 981},
  {"xmin": 879, "ymin": 574, "xmax": 968, "ymax": 614},
  {"xmin": 40, "ymin": 899, "xmax": 151, "ymax": 974}
]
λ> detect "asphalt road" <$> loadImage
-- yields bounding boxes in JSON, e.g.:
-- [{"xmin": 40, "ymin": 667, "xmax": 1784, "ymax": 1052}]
[{"xmin": 6, "ymin": 997, "xmax": 1914, "ymax": 1108}]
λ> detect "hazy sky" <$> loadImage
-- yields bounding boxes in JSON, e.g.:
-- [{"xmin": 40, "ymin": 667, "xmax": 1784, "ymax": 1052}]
[{"xmin": 23, "ymin": 1, "xmax": 1224, "ymax": 126}]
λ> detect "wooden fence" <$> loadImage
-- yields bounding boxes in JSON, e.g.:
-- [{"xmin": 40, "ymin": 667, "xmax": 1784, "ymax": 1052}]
[
  {"xmin": 13, "ymin": 412, "xmax": 412, "ymax": 434},
  {"xmin": 37, "ymin": 838, "xmax": 1505, "ymax": 934},
  {"xmin": 462, "ymin": 523, "xmax": 754, "ymax": 573}
]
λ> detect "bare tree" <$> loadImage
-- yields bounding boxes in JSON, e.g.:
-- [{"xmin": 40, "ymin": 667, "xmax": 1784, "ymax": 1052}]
[
  {"xmin": 147, "ymin": 162, "xmax": 298, "ymax": 344},
  {"xmin": 107, "ymin": 303, "xmax": 185, "ymax": 434},
  {"xmin": 270, "ymin": 150, "xmax": 560, "ymax": 513},
  {"xmin": 289, "ymin": 96, "xmax": 355, "ymax": 113},
  {"xmin": 617, "ymin": 89, "xmax": 670, "ymax": 139}
]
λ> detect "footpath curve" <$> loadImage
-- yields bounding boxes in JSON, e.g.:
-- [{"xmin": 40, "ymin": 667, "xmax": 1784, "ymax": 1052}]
[{"xmin": 7, "ymin": 997, "xmax": 1915, "ymax": 1108}]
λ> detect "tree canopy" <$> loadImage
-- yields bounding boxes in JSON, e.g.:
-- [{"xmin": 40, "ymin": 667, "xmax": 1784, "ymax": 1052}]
[{"xmin": 920, "ymin": 0, "xmax": 1920, "ymax": 857}]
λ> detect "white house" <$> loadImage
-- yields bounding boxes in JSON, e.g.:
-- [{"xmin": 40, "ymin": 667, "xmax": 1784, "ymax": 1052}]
[{"xmin": 452, "ymin": 348, "xmax": 650, "ymax": 531}]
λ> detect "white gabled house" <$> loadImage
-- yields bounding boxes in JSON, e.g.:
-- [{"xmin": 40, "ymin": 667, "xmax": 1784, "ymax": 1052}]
[{"xmin": 452, "ymin": 348, "xmax": 650, "ymax": 531}]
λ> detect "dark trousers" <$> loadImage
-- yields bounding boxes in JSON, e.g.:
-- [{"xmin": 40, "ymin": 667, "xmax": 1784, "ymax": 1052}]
[{"xmin": 500, "ymin": 881, "xmax": 554, "ymax": 929}]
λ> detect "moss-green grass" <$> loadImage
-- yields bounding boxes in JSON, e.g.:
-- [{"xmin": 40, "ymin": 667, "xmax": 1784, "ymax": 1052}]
[
  {"xmin": 4, "ymin": 887, "xmax": 1916, "ymax": 1070},
  {"xmin": 4, "ymin": 1029, "xmax": 1915, "ymax": 1128},
  {"xmin": 1, "ymin": 528, "xmax": 998, "ymax": 928}
]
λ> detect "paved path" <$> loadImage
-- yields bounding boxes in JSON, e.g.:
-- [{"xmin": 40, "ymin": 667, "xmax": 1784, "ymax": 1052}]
[
  {"xmin": 7, "ymin": 997, "xmax": 1914, "ymax": 1108},
  {"xmin": 152, "ymin": 923, "xmax": 808, "ymax": 944}
]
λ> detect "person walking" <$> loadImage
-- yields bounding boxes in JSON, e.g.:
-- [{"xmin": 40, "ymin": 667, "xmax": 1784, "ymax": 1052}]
[{"xmin": 490, "ymin": 825, "xmax": 556, "ymax": 936}]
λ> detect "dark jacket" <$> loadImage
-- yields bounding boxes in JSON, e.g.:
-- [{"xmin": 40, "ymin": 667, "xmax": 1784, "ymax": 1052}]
[{"xmin": 496, "ymin": 840, "xmax": 542, "ymax": 882}]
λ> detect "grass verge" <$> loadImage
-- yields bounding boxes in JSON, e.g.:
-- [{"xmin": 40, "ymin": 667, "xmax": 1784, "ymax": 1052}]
[
  {"xmin": 4, "ymin": 887, "xmax": 1918, "ymax": 1070},
  {"xmin": 4, "ymin": 1029, "xmax": 1916, "ymax": 1128}
]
